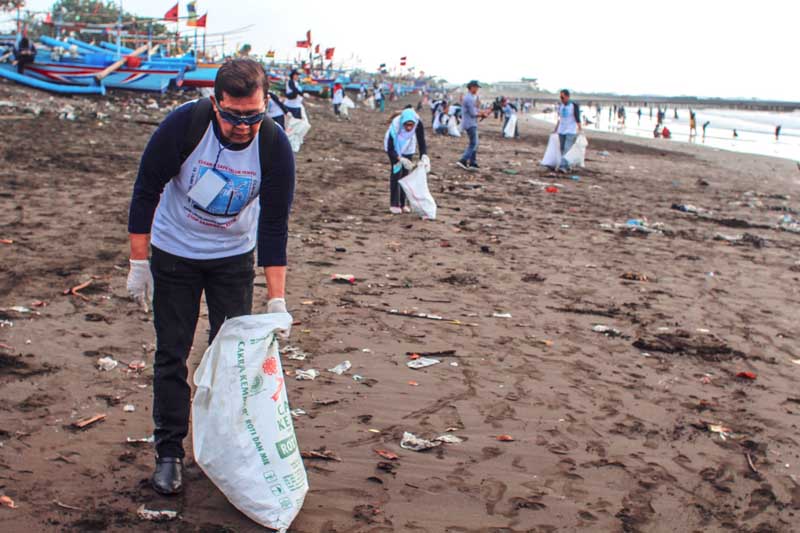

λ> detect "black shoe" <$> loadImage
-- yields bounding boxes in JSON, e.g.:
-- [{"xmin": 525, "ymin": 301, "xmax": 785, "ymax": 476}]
[
  {"xmin": 456, "ymin": 160, "xmax": 469, "ymax": 170},
  {"xmin": 151, "ymin": 457, "xmax": 183, "ymax": 495},
  {"xmin": 468, "ymin": 163, "xmax": 480, "ymax": 171}
]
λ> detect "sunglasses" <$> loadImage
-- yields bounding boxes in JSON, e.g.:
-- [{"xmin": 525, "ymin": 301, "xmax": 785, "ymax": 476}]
[{"xmin": 218, "ymin": 108, "xmax": 266, "ymax": 127}]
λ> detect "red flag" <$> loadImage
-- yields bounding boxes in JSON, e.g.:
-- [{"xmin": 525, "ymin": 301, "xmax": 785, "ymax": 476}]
[
  {"xmin": 314, "ymin": 44, "xmax": 320, "ymax": 54},
  {"xmin": 400, "ymin": 56, "xmax": 407, "ymax": 66},
  {"xmin": 324, "ymin": 47, "xmax": 335, "ymax": 60},
  {"xmin": 306, "ymin": 30, "xmax": 312, "ymax": 44},
  {"xmin": 164, "ymin": 3, "xmax": 179, "ymax": 22},
  {"xmin": 194, "ymin": 13, "xmax": 207, "ymax": 28},
  {"xmin": 296, "ymin": 40, "xmax": 310, "ymax": 48}
]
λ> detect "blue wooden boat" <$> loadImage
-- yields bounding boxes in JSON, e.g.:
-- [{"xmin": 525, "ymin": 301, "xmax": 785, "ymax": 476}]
[{"xmin": 0, "ymin": 63, "xmax": 106, "ymax": 95}]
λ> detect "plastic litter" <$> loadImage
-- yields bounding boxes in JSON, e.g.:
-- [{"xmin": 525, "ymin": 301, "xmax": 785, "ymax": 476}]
[
  {"xmin": 496, "ymin": 435, "xmax": 515, "ymax": 442},
  {"xmin": 123, "ymin": 404, "xmax": 135, "ymax": 412},
  {"xmin": 374, "ymin": 449, "xmax": 399, "ymax": 460},
  {"xmin": 736, "ymin": 371, "xmax": 757, "ymax": 380},
  {"xmin": 0, "ymin": 495, "xmax": 16, "ymax": 509},
  {"xmin": 327, "ymin": 360, "xmax": 351, "ymax": 375},
  {"xmin": 492, "ymin": 312, "xmax": 512, "ymax": 319},
  {"xmin": 295, "ymin": 369, "xmax": 319, "ymax": 380},
  {"xmin": 592, "ymin": 325, "xmax": 623, "ymax": 337},
  {"xmin": 96, "ymin": 356, "xmax": 118, "ymax": 371},
  {"xmin": 502, "ymin": 115, "xmax": 518, "ymax": 138},
  {"xmin": 434, "ymin": 434, "xmax": 464, "ymax": 444},
  {"xmin": 137, "ymin": 505, "xmax": 177, "ymax": 522},
  {"xmin": 331, "ymin": 274, "xmax": 356, "ymax": 285},
  {"xmin": 545, "ymin": 186, "xmax": 559, "ymax": 193},
  {"xmin": 400, "ymin": 432, "xmax": 442, "ymax": 451},
  {"xmin": 407, "ymin": 357, "xmax": 441, "ymax": 369}
]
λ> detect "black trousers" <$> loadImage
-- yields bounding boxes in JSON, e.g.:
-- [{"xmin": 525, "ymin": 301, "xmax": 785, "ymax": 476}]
[
  {"xmin": 150, "ymin": 246, "xmax": 255, "ymax": 458},
  {"xmin": 389, "ymin": 154, "xmax": 415, "ymax": 208},
  {"xmin": 333, "ymin": 103, "xmax": 341, "ymax": 116}
]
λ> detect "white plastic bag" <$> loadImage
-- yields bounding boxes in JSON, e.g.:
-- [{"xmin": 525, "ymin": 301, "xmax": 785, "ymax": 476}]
[
  {"xmin": 399, "ymin": 166, "xmax": 437, "ymax": 219},
  {"xmin": 285, "ymin": 115, "xmax": 311, "ymax": 153},
  {"xmin": 364, "ymin": 96, "xmax": 375, "ymax": 110},
  {"xmin": 503, "ymin": 115, "xmax": 518, "ymax": 138},
  {"xmin": 540, "ymin": 133, "xmax": 561, "ymax": 168},
  {"xmin": 563, "ymin": 134, "xmax": 588, "ymax": 168},
  {"xmin": 447, "ymin": 116, "xmax": 461, "ymax": 137},
  {"xmin": 192, "ymin": 313, "xmax": 308, "ymax": 533},
  {"xmin": 342, "ymin": 96, "xmax": 356, "ymax": 109}
]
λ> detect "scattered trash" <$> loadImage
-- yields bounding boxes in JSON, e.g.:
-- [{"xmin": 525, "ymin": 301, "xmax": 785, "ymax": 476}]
[
  {"xmin": 72, "ymin": 413, "xmax": 106, "ymax": 430},
  {"xmin": 63, "ymin": 279, "xmax": 94, "ymax": 301},
  {"xmin": 328, "ymin": 360, "xmax": 352, "ymax": 375},
  {"xmin": 123, "ymin": 404, "xmax": 135, "ymax": 412},
  {"xmin": 53, "ymin": 500, "xmax": 84, "ymax": 512},
  {"xmin": 592, "ymin": 325, "xmax": 623, "ymax": 338},
  {"xmin": 380, "ymin": 308, "xmax": 478, "ymax": 327},
  {"xmin": 0, "ymin": 239, "xmax": 14, "ymax": 245},
  {"xmin": 434, "ymin": 434, "xmax": 464, "ymax": 444},
  {"xmin": 295, "ymin": 369, "xmax": 320, "ymax": 380},
  {"xmin": 570, "ymin": 175, "xmax": 580, "ymax": 181},
  {"xmin": 301, "ymin": 448, "xmax": 342, "ymax": 461},
  {"xmin": 335, "ymin": 247, "xmax": 347, "ymax": 253},
  {"xmin": 128, "ymin": 360, "xmax": 146, "ymax": 372},
  {"xmin": 621, "ymin": 272, "xmax": 649, "ymax": 282},
  {"xmin": 313, "ymin": 399, "xmax": 339, "ymax": 407},
  {"xmin": 545, "ymin": 186, "xmax": 559, "ymax": 193},
  {"xmin": 407, "ymin": 357, "xmax": 441, "ymax": 370},
  {"xmin": 0, "ymin": 495, "xmax": 16, "ymax": 509},
  {"xmin": 496, "ymin": 435, "xmax": 515, "ymax": 442},
  {"xmin": 492, "ymin": 312, "xmax": 512, "ymax": 319},
  {"xmin": 291, "ymin": 408, "xmax": 307, "ymax": 417},
  {"xmin": 713, "ymin": 233, "xmax": 766, "ymax": 248},
  {"xmin": 502, "ymin": 169, "xmax": 519, "ymax": 175},
  {"xmin": 283, "ymin": 346, "xmax": 309, "ymax": 361},
  {"xmin": 97, "ymin": 356, "xmax": 118, "ymax": 371},
  {"xmin": 137, "ymin": 505, "xmax": 178, "ymax": 522},
  {"xmin": 407, "ymin": 381, "xmax": 419, "ymax": 386},
  {"xmin": 736, "ymin": 371, "xmax": 757, "ymax": 380},
  {"xmin": 126, "ymin": 435, "xmax": 154, "ymax": 444},
  {"xmin": 331, "ymin": 274, "xmax": 356, "ymax": 285},
  {"xmin": 374, "ymin": 449, "xmax": 399, "ymax": 461},
  {"xmin": 450, "ymin": 362, "xmax": 459, "ymax": 367},
  {"xmin": 400, "ymin": 432, "xmax": 442, "ymax": 451},
  {"xmin": 353, "ymin": 374, "xmax": 364, "ymax": 382}
]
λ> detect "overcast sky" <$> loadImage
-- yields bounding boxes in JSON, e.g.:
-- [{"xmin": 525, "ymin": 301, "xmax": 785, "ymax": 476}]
[{"xmin": 11, "ymin": 0, "xmax": 800, "ymax": 101}]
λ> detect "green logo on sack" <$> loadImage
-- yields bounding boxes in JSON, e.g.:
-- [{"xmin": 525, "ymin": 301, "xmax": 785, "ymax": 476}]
[
  {"xmin": 251, "ymin": 374, "xmax": 264, "ymax": 393},
  {"xmin": 275, "ymin": 434, "xmax": 298, "ymax": 459}
]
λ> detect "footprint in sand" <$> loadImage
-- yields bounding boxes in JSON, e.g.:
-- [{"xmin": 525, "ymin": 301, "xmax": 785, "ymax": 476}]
[{"xmin": 480, "ymin": 477, "xmax": 508, "ymax": 515}]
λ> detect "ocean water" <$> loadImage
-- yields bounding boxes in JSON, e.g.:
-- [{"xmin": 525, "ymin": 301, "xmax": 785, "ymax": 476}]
[{"xmin": 532, "ymin": 105, "xmax": 800, "ymax": 162}]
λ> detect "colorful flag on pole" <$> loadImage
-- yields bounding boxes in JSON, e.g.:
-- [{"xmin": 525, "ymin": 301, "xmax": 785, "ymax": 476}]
[
  {"xmin": 306, "ymin": 30, "xmax": 312, "ymax": 45},
  {"xmin": 400, "ymin": 56, "xmax": 407, "ymax": 66},
  {"xmin": 186, "ymin": 1, "xmax": 197, "ymax": 24},
  {"xmin": 324, "ymin": 47, "xmax": 335, "ymax": 60},
  {"xmin": 194, "ymin": 13, "xmax": 207, "ymax": 28},
  {"xmin": 296, "ymin": 40, "xmax": 310, "ymax": 48},
  {"xmin": 266, "ymin": 50, "xmax": 275, "ymax": 58},
  {"xmin": 164, "ymin": 3, "xmax": 179, "ymax": 22},
  {"xmin": 314, "ymin": 44, "xmax": 320, "ymax": 54}
]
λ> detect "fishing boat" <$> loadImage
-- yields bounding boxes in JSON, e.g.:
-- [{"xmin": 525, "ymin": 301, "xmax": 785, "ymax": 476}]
[{"xmin": 0, "ymin": 64, "xmax": 106, "ymax": 95}]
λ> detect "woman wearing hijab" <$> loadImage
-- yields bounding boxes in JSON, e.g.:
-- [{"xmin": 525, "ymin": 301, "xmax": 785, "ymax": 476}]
[
  {"xmin": 384, "ymin": 108, "xmax": 430, "ymax": 214},
  {"xmin": 332, "ymin": 82, "xmax": 344, "ymax": 118},
  {"xmin": 267, "ymin": 90, "xmax": 289, "ymax": 129},
  {"xmin": 284, "ymin": 69, "xmax": 304, "ymax": 119}
]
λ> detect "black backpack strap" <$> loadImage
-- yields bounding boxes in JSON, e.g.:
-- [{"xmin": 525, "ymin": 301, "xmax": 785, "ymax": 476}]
[
  {"xmin": 180, "ymin": 97, "xmax": 214, "ymax": 164},
  {"xmin": 573, "ymin": 102, "xmax": 580, "ymax": 123},
  {"xmin": 257, "ymin": 115, "xmax": 278, "ymax": 173}
]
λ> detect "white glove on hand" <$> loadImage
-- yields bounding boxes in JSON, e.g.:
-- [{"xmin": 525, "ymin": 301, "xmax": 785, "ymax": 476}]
[
  {"xmin": 126, "ymin": 259, "xmax": 153, "ymax": 312},
  {"xmin": 399, "ymin": 157, "xmax": 414, "ymax": 171},
  {"xmin": 420, "ymin": 154, "xmax": 431, "ymax": 172},
  {"xmin": 267, "ymin": 297, "xmax": 292, "ymax": 339}
]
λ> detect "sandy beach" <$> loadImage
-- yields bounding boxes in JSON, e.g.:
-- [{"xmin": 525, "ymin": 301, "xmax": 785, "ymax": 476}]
[{"xmin": 1, "ymin": 80, "xmax": 800, "ymax": 532}]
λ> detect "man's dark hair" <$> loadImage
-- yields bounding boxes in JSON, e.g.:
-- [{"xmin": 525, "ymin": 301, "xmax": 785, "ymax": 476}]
[
  {"xmin": 214, "ymin": 58, "xmax": 268, "ymax": 102},
  {"xmin": 560, "ymin": 89, "xmax": 570, "ymax": 97}
]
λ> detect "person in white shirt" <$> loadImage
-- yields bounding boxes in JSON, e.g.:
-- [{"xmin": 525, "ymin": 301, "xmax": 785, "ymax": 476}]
[{"xmin": 553, "ymin": 89, "xmax": 582, "ymax": 171}]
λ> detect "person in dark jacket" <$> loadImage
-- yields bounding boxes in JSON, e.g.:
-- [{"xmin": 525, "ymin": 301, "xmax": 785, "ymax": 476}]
[
  {"xmin": 14, "ymin": 36, "xmax": 36, "ymax": 74},
  {"xmin": 383, "ymin": 108, "xmax": 430, "ymax": 214},
  {"xmin": 284, "ymin": 69, "xmax": 304, "ymax": 119}
]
